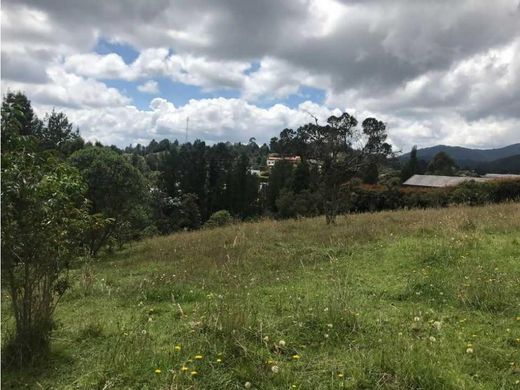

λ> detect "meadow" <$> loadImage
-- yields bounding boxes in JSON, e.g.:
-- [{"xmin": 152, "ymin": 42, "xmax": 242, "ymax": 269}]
[{"xmin": 2, "ymin": 203, "xmax": 520, "ymax": 389}]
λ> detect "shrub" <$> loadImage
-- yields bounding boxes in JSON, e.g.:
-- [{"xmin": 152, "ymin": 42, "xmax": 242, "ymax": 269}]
[{"xmin": 204, "ymin": 210, "xmax": 233, "ymax": 228}]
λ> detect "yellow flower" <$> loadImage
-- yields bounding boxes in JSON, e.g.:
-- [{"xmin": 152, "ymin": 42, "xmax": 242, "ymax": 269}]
[
  {"xmin": 191, "ymin": 370, "xmax": 198, "ymax": 376},
  {"xmin": 195, "ymin": 354, "xmax": 203, "ymax": 360},
  {"xmin": 174, "ymin": 345, "xmax": 181, "ymax": 351},
  {"xmin": 154, "ymin": 368, "xmax": 161, "ymax": 374},
  {"xmin": 181, "ymin": 366, "xmax": 189, "ymax": 372},
  {"xmin": 292, "ymin": 354, "xmax": 301, "ymax": 360},
  {"xmin": 216, "ymin": 358, "xmax": 222, "ymax": 363},
  {"xmin": 338, "ymin": 373, "xmax": 344, "ymax": 378}
]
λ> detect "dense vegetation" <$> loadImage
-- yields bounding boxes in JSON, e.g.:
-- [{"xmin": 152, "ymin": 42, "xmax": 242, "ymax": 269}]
[
  {"xmin": 2, "ymin": 91, "xmax": 519, "ymax": 383},
  {"xmin": 2, "ymin": 203, "xmax": 519, "ymax": 389}
]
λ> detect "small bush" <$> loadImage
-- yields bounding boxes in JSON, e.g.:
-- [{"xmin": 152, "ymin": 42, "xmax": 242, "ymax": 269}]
[{"xmin": 204, "ymin": 210, "xmax": 233, "ymax": 228}]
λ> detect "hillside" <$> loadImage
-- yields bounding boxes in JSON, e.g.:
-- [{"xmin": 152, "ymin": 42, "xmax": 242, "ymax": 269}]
[
  {"xmin": 400, "ymin": 143, "xmax": 520, "ymax": 164},
  {"xmin": 3, "ymin": 204, "xmax": 520, "ymax": 389}
]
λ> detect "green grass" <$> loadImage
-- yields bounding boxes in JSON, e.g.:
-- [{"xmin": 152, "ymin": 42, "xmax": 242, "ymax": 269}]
[{"xmin": 2, "ymin": 203, "xmax": 520, "ymax": 389}]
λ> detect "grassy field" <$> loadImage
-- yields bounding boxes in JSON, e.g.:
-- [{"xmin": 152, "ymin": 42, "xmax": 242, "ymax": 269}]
[{"xmin": 2, "ymin": 203, "xmax": 520, "ymax": 389}]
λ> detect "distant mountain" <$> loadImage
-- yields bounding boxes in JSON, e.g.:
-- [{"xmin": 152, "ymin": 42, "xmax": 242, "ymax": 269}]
[
  {"xmin": 473, "ymin": 154, "xmax": 520, "ymax": 174},
  {"xmin": 400, "ymin": 143, "xmax": 520, "ymax": 163},
  {"xmin": 399, "ymin": 143, "xmax": 520, "ymax": 174}
]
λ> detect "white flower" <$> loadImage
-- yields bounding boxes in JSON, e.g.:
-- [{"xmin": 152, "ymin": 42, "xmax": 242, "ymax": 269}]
[
  {"xmin": 432, "ymin": 321, "xmax": 442, "ymax": 331},
  {"xmin": 271, "ymin": 365, "xmax": 280, "ymax": 374},
  {"xmin": 413, "ymin": 316, "xmax": 421, "ymax": 322},
  {"xmin": 466, "ymin": 347, "xmax": 474, "ymax": 354},
  {"xmin": 263, "ymin": 336, "xmax": 269, "ymax": 342},
  {"xmin": 244, "ymin": 382, "xmax": 252, "ymax": 388},
  {"xmin": 278, "ymin": 340, "xmax": 286, "ymax": 347},
  {"xmin": 429, "ymin": 336, "xmax": 436, "ymax": 342},
  {"xmin": 327, "ymin": 323, "xmax": 333, "ymax": 328}
]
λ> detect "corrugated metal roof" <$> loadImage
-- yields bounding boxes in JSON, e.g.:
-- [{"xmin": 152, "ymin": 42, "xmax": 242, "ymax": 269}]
[{"xmin": 403, "ymin": 175, "xmax": 489, "ymax": 188}]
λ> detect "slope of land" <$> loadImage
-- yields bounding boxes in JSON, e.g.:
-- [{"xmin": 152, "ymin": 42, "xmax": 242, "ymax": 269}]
[{"xmin": 2, "ymin": 203, "xmax": 520, "ymax": 389}]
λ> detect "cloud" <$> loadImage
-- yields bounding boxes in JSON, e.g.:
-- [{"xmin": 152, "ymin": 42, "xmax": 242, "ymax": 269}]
[
  {"xmin": 2, "ymin": 0, "xmax": 519, "ymax": 150},
  {"xmin": 137, "ymin": 80, "xmax": 160, "ymax": 94}
]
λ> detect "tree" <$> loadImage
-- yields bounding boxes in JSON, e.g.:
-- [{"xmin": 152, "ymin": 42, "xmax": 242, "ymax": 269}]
[
  {"xmin": 1, "ymin": 109, "xmax": 88, "ymax": 365},
  {"xmin": 292, "ymin": 160, "xmax": 311, "ymax": 193},
  {"xmin": 296, "ymin": 113, "xmax": 392, "ymax": 224},
  {"xmin": 1, "ymin": 91, "xmax": 42, "ymax": 151},
  {"xmin": 36, "ymin": 110, "xmax": 82, "ymax": 152},
  {"xmin": 266, "ymin": 160, "xmax": 293, "ymax": 211},
  {"xmin": 400, "ymin": 145, "xmax": 420, "ymax": 182},
  {"xmin": 426, "ymin": 152, "xmax": 457, "ymax": 176},
  {"xmin": 69, "ymin": 147, "xmax": 147, "ymax": 255}
]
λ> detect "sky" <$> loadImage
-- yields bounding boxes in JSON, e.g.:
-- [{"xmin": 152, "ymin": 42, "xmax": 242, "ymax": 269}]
[{"xmin": 2, "ymin": 0, "xmax": 520, "ymax": 151}]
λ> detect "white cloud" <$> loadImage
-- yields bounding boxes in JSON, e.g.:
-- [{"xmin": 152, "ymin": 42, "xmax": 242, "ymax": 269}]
[{"xmin": 137, "ymin": 80, "xmax": 159, "ymax": 94}]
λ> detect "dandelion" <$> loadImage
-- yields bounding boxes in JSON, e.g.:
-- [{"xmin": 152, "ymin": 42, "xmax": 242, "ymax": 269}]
[
  {"xmin": 271, "ymin": 365, "xmax": 280, "ymax": 373},
  {"xmin": 174, "ymin": 345, "xmax": 181, "ymax": 351},
  {"xmin": 195, "ymin": 355, "xmax": 203, "ymax": 360},
  {"xmin": 278, "ymin": 340, "xmax": 286, "ymax": 347},
  {"xmin": 181, "ymin": 366, "xmax": 189, "ymax": 372},
  {"xmin": 337, "ymin": 373, "xmax": 344, "ymax": 378},
  {"xmin": 190, "ymin": 371, "xmax": 198, "ymax": 376},
  {"xmin": 292, "ymin": 354, "xmax": 301, "ymax": 360},
  {"xmin": 216, "ymin": 358, "xmax": 222, "ymax": 363},
  {"xmin": 244, "ymin": 381, "xmax": 252, "ymax": 388},
  {"xmin": 413, "ymin": 316, "xmax": 421, "ymax": 322},
  {"xmin": 466, "ymin": 347, "xmax": 474, "ymax": 354},
  {"xmin": 154, "ymin": 369, "xmax": 161, "ymax": 374}
]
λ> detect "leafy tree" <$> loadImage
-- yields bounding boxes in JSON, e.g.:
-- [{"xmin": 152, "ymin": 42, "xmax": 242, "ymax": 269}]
[
  {"xmin": 177, "ymin": 193, "xmax": 201, "ymax": 230},
  {"xmin": 426, "ymin": 152, "xmax": 457, "ymax": 176},
  {"xmin": 292, "ymin": 160, "xmax": 311, "ymax": 193},
  {"xmin": 1, "ymin": 91, "xmax": 42, "ymax": 151},
  {"xmin": 69, "ymin": 147, "xmax": 147, "ymax": 255},
  {"xmin": 36, "ymin": 110, "xmax": 82, "ymax": 152},
  {"xmin": 226, "ymin": 153, "xmax": 259, "ymax": 217},
  {"xmin": 400, "ymin": 145, "xmax": 420, "ymax": 181},
  {"xmin": 1, "ymin": 116, "xmax": 88, "ymax": 365},
  {"xmin": 266, "ymin": 160, "xmax": 293, "ymax": 211},
  {"xmin": 296, "ymin": 114, "xmax": 391, "ymax": 223}
]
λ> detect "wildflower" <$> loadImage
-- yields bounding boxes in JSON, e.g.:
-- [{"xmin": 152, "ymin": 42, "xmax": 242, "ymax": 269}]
[
  {"xmin": 432, "ymin": 321, "xmax": 442, "ymax": 331},
  {"xmin": 413, "ymin": 316, "xmax": 421, "ymax": 322},
  {"xmin": 191, "ymin": 371, "xmax": 198, "ymax": 376},
  {"xmin": 292, "ymin": 385, "xmax": 297, "ymax": 388},
  {"xmin": 263, "ymin": 336, "xmax": 269, "ymax": 342},
  {"xmin": 324, "ymin": 333, "xmax": 329, "ymax": 339},
  {"xmin": 429, "ymin": 336, "xmax": 436, "ymax": 342},
  {"xmin": 216, "ymin": 358, "xmax": 222, "ymax": 363},
  {"xmin": 181, "ymin": 366, "xmax": 189, "ymax": 372},
  {"xmin": 154, "ymin": 369, "xmax": 161, "ymax": 374},
  {"xmin": 327, "ymin": 323, "xmax": 333, "ymax": 328},
  {"xmin": 292, "ymin": 354, "xmax": 301, "ymax": 360},
  {"xmin": 398, "ymin": 332, "xmax": 403, "ymax": 336},
  {"xmin": 466, "ymin": 347, "xmax": 474, "ymax": 354},
  {"xmin": 338, "ymin": 373, "xmax": 344, "ymax": 378},
  {"xmin": 174, "ymin": 345, "xmax": 181, "ymax": 351},
  {"xmin": 195, "ymin": 354, "xmax": 203, "ymax": 360},
  {"xmin": 271, "ymin": 365, "xmax": 280, "ymax": 373},
  {"xmin": 267, "ymin": 359, "xmax": 274, "ymax": 364},
  {"xmin": 278, "ymin": 340, "xmax": 286, "ymax": 347},
  {"xmin": 244, "ymin": 382, "xmax": 252, "ymax": 389}
]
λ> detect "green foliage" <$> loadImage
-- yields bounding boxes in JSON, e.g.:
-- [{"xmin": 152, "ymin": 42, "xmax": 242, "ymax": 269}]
[
  {"xmin": 400, "ymin": 145, "xmax": 420, "ymax": 181},
  {"xmin": 69, "ymin": 147, "xmax": 148, "ymax": 255},
  {"xmin": 204, "ymin": 210, "xmax": 233, "ymax": 229},
  {"xmin": 426, "ymin": 151, "xmax": 457, "ymax": 175},
  {"xmin": 1, "ymin": 149, "xmax": 89, "ymax": 366}
]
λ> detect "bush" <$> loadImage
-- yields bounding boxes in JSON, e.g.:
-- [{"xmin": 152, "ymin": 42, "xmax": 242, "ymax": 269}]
[{"xmin": 204, "ymin": 210, "xmax": 233, "ymax": 228}]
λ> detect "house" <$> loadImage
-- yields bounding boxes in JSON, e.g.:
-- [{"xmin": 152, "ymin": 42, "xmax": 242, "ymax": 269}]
[{"xmin": 266, "ymin": 154, "xmax": 301, "ymax": 168}]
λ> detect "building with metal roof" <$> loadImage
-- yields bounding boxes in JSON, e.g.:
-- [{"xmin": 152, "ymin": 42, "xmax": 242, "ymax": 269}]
[{"xmin": 403, "ymin": 174, "xmax": 489, "ymax": 188}]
